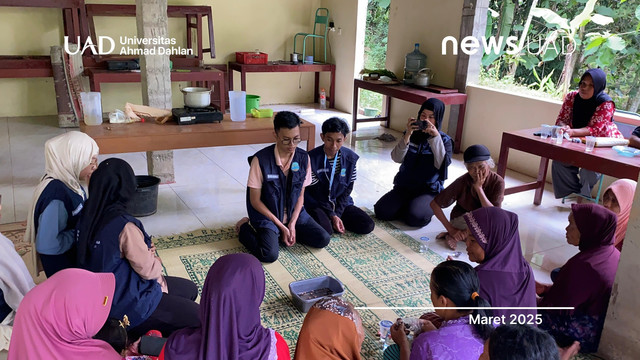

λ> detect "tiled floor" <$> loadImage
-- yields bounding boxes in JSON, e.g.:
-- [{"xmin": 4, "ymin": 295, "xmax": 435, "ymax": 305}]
[{"xmin": 0, "ymin": 104, "xmax": 580, "ymax": 287}]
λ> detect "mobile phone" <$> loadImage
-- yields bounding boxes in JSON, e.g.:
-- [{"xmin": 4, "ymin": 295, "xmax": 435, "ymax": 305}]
[
  {"xmin": 139, "ymin": 336, "xmax": 168, "ymax": 356},
  {"xmin": 533, "ymin": 132, "xmax": 542, "ymax": 136},
  {"xmin": 412, "ymin": 120, "xmax": 428, "ymax": 131}
]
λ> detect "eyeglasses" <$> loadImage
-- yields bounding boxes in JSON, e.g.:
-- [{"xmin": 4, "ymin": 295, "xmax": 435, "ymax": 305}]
[{"xmin": 279, "ymin": 137, "xmax": 302, "ymax": 145}]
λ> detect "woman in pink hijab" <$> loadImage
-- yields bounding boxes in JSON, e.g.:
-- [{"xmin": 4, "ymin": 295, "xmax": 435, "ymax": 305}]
[
  {"xmin": 602, "ymin": 179, "xmax": 636, "ymax": 251},
  {"xmin": 8, "ymin": 268, "xmax": 122, "ymax": 360}
]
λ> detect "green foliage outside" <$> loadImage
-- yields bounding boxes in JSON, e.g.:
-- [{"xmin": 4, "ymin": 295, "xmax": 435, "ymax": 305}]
[
  {"xmin": 480, "ymin": 0, "xmax": 640, "ymax": 113},
  {"xmin": 360, "ymin": 0, "xmax": 391, "ymax": 116}
]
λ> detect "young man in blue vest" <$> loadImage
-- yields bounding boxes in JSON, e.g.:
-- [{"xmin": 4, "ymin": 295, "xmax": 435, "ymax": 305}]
[
  {"xmin": 305, "ymin": 117, "xmax": 374, "ymax": 235},
  {"xmin": 236, "ymin": 111, "xmax": 330, "ymax": 262}
]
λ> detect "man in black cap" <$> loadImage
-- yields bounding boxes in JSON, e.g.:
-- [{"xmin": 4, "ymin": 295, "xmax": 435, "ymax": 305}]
[{"xmin": 430, "ymin": 144, "xmax": 505, "ymax": 250}]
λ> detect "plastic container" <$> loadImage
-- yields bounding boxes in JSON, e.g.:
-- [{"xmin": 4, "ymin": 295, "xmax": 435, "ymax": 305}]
[
  {"xmin": 235, "ymin": 51, "xmax": 268, "ymax": 64},
  {"xmin": 289, "ymin": 275, "xmax": 344, "ymax": 313},
  {"xmin": 304, "ymin": 55, "xmax": 314, "ymax": 64},
  {"xmin": 403, "ymin": 43, "xmax": 427, "ymax": 85},
  {"xmin": 229, "ymin": 91, "xmax": 246, "ymax": 121},
  {"xmin": 246, "ymin": 94, "xmax": 260, "ymax": 111},
  {"xmin": 251, "ymin": 108, "xmax": 273, "ymax": 118},
  {"xmin": 364, "ymin": 107, "xmax": 378, "ymax": 117},
  {"xmin": 128, "ymin": 175, "xmax": 160, "ymax": 217},
  {"xmin": 80, "ymin": 92, "xmax": 103, "ymax": 126}
]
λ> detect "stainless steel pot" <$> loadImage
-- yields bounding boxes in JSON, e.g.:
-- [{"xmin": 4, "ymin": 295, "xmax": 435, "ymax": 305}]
[{"xmin": 181, "ymin": 87, "xmax": 212, "ymax": 108}]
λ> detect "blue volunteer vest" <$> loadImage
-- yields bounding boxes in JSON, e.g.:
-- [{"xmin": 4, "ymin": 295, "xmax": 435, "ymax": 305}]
[
  {"xmin": 247, "ymin": 144, "xmax": 309, "ymax": 232},
  {"xmin": 306, "ymin": 146, "xmax": 357, "ymax": 210},
  {"xmin": 34, "ymin": 179, "xmax": 85, "ymax": 236},
  {"xmin": 393, "ymin": 132, "xmax": 452, "ymax": 194},
  {"xmin": 83, "ymin": 214, "xmax": 162, "ymax": 328}
]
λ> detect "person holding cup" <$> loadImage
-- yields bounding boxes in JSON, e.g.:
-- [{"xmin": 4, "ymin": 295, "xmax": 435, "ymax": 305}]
[
  {"xmin": 374, "ymin": 99, "xmax": 453, "ymax": 227},
  {"xmin": 551, "ymin": 69, "xmax": 623, "ymax": 199},
  {"xmin": 385, "ymin": 261, "xmax": 492, "ymax": 360}
]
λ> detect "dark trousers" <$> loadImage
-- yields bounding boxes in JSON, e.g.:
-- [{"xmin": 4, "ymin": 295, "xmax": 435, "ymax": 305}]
[
  {"xmin": 308, "ymin": 205, "xmax": 375, "ymax": 235},
  {"xmin": 374, "ymin": 187, "xmax": 435, "ymax": 227},
  {"xmin": 128, "ymin": 276, "xmax": 200, "ymax": 340},
  {"xmin": 552, "ymin": 161, "xmax": 600, "ymax": 199},
  {"xmin": 40, "ymin": 247, "xmax": 76, "ymax": 278},
  {"xmin": 239, "ymin": 213, "xmax": 330, "ymax": 263}
]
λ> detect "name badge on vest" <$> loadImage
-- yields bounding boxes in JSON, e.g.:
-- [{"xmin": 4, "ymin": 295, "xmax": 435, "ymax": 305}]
[
  {"xmin": 340, "ymin": 168, "xmax": 347, "ymax": 177},
  {"xmin": 291, "ymin": 162, "xmax": 300, "ymax": 172},
  {"xmin": 267, "ymin": 174, "xmax": 279, "ymax": 180},
  {"xmin": 317, "ymin": 168, "xmax": 330, "ymax": 173}
]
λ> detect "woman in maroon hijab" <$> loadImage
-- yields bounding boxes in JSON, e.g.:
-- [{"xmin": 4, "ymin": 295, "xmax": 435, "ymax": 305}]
[
  {"xmin": 537, "ymin": 204, "xmax": 620, "ymax": 353},
  {"xmin": 462, "ymin": 207, "xmax": 537, "ymax": 319},
  {"xmin": 160, "ymin": 253, "xmax": 290, "ymax": 360}
]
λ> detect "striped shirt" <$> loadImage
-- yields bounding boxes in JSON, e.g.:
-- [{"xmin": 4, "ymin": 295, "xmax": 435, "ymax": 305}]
[{"xmin": 310, "ymin": 151, "xmax": 357, "ymax": 186}]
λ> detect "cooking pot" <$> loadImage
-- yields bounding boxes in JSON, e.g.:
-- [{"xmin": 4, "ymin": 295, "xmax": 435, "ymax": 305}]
[
  {"xmin": 181, "ymin": 87, "xmax": 212, "ymax": 108},
  {"xmin": 415, "ymin": 68, "xmax": 435, "ymax": 87}
]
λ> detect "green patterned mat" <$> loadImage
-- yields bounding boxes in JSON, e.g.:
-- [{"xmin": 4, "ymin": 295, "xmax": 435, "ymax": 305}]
[
  {"xmin": 155, "ymin": 217, "xmax": 443, "ymax": 359},
  {"xmin": 154, "ymin": 219, "xmax": 600, "ymax": 360}
]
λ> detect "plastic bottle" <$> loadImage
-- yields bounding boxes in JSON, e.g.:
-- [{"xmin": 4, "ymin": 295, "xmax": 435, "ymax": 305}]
[
  {"xmin": 404, "ymin": 43, "xmax": 427, "ymax": 85},
  {"xmin": 319, "ymin": 88, "xmax": 327, "ymax": 109},
  {"xmin": 229, "ymin": 91, "xmax": 247, "ymax": 121}
]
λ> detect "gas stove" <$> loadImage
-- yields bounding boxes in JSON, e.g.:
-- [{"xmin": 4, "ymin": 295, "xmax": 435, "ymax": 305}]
[{"xmin": 172, "ymin": 106, "xmax": 223, "ymax": 125}]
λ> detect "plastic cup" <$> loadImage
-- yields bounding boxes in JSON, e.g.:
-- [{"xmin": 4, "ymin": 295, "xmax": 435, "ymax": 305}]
[
  {"xmin": 418, "ymin": 236, "xmax": 430, "ymax": 253},
  {"xmin": 540, "ymin": 124, "xmax": 551, "ymax": 139},
  {"xmin": 585, "ymin": 136, "xmax": 596, "ymax": 152},
  {"xmin": 555, "ymin": 129, "xmax": 563, "ymax": 145},
  {"xmin": 379, "ymin": 320, "xmax": 392, "ymax": 342}
]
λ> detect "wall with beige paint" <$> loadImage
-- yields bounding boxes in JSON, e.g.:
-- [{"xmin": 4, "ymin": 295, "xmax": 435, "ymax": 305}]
[
  {"xmin": 0, "ymin": 0, "xmax": 344, "ymax": 117},
  {"xmin": 319, "ymin": 0, "xmax": 364, "ymax": 113},
  {"xmin": 385, "ymin": 0, "xmax": 464, "ymax": 131}
]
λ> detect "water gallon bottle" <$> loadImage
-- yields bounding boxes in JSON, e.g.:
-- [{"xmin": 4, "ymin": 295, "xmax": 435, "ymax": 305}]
[
  {"xmin": 404, "ymin": 43, "xmax": 427, "ymax": 85},
  {"xmin": 319, "ymin": 88, "xmax": 327, "ymax": 109},
  {"xmin": 229, "ymin": 91, "xmax": 246, "ymax": 121},
  {"xmin": 79, "ymin": 92, "xmax": 103, "ymax": 126}
]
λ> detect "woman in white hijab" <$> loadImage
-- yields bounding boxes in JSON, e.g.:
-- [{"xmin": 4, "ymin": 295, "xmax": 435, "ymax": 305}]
[
  {"xmin": 25, "ymin": 131, "xmax": 99, "ymax": 277},
  {"xmin": 0, "ymin": 197, "xmax": 36, "ymax": 351}
]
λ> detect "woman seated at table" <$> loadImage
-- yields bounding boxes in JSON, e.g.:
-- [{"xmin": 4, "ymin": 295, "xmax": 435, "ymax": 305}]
[
  {"xmin": 430, "ymin": 144, "xmax": 504, "ymax": 250},
  {"xmin": 536, "ymin": 204, "xmax": 620, "ymax": 353},
  {"xmin": 387, "ymin": 260, "xmax": 492, "ymax": 360},
  {"xmin": 76, "ymin": 158, "xmax": 200, "ymax": 340},
  {"xmin": 162, "ymin": 253, "xmax": 290, "ymax": 359},
  {"xmin": 602, "ymin": 179, "xmax": 636, "ymax": 251},
  {"xmin": 552, "ymin": 68, "xmax": 623, "ymax": 199},
  {"xmin": 463, "ymin": 207, "xmax": 537, "ymax": 319},
  {"xmin": 294, "ymin": 296, "xmax": 364, "ymax": 360},
  {"xmin": 374, "ymin": 99, "xmax": 453, "ymax": 227}
]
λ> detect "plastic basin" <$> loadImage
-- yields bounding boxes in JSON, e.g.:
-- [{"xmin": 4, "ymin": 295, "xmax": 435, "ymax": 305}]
[{"xmin": 289, "ymin": 275, "xmax": 344, "ymax": 313}]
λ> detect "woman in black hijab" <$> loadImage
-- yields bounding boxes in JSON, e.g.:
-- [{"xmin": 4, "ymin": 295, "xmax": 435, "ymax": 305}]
[
  {"xmin": 552, "ymin": 68, "xmax": 623, "ymax": 199},
  {"xmin": 374, "ymin": 98, "xmax": 453, "ymax": 227},
  {"xmin": 76, "ymin": 158, "xmax": 200, "ymax": 340}
]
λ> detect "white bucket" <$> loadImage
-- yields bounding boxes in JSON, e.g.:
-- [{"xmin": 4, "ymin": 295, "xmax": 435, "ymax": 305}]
[
  {"xmin": 229, "ymin": 91, "xmax": 246, "ymax": 121},
  {"xmin": 80, "ymin": 92, "xmax": 103, "ymax": 126}
]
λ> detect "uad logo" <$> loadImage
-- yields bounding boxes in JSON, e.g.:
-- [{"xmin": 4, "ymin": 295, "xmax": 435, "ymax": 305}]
[{"xmin": 64, "ymin": 36, "xmax": 116, "ymax": 55}]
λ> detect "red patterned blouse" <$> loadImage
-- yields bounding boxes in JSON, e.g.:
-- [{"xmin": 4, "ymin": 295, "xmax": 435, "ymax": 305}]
[{"xmin": 555, "ymin": 91, "xmax": 623, "ymax": 138}]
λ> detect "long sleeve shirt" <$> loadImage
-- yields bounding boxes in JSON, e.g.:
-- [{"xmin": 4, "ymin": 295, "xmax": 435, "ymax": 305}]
[
  {"xmin": 119, "ymin": 223, "xmax": 168, "ymax": 293},
  {"xmin": 35, "ymin": 200, "xmax": 76, "ymax": 255},
  {"xmin": 391, "ymin": 133, "xmax": 447, "ymax": 169},
  {"xmin": 555, "ymin": 92, "xmax": 622, "ymax": 138}
]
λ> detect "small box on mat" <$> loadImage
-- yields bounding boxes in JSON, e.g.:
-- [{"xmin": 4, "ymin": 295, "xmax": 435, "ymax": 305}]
[
  {"xmin": 236, "ymin": 51, "xmax": 268, "ymax": 64},
  {"xmin": 289, "ymin": 275, "xmax": 345, "ymax": 313}
]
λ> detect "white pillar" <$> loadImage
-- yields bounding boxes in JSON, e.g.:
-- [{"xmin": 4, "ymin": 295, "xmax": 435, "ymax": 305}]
[{"xmin": 136, "ymin": 0, "xmax": 175, "ymax": 183}]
